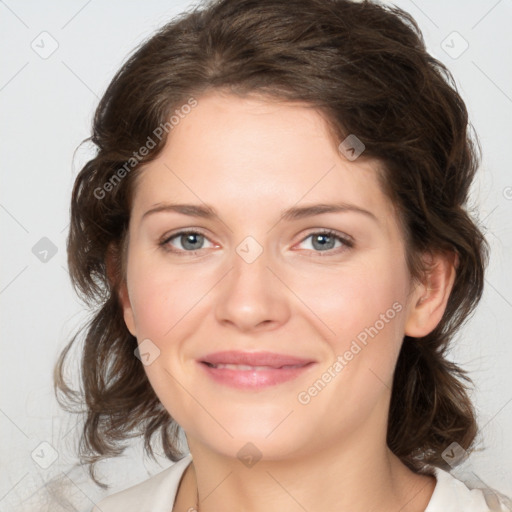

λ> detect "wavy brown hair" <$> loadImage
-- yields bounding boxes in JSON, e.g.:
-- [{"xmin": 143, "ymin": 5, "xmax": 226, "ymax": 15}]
[{"xmin": 54, "ymin": 0, "xmax": 489, "ymax": 489}]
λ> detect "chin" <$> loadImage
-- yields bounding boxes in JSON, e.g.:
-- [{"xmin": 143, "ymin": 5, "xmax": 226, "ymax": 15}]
[{"xmin": 205, "ymin": 414, "xmax": 316, "ymax": 460}]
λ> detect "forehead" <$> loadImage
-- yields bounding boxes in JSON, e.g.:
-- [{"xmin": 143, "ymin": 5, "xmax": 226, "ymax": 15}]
[{"xmin": 131, "ymin": 91, "xmax": 395, "ymax": 225}]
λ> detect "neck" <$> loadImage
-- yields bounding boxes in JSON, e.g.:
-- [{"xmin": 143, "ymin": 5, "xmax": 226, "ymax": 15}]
[{"xmin": 175, "ymin": 423, "xmax": 436, "ymax": 512}]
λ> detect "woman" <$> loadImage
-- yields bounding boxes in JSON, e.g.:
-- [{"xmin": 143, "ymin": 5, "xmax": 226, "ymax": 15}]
[{"xmin": 54, "ymin": 0, "xmax": 511, "ymax": 510}]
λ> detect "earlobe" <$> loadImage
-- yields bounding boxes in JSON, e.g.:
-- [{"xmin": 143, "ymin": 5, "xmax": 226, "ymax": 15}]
[
  {"xmin": 106, "ymin": 241, "xmax": 137, "ymax": 337},
  {"xmin": 404, "ymin": 251, "xmax": 458, "ymax": 338},
  {"xmin": 118, "ymin": 281, "xmax": 137, "ymax": 337}
]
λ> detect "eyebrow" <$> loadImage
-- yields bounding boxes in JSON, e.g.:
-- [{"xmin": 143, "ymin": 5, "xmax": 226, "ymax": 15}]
[{"xmin": 141, "ymin": 202, "xmax": 378, "ymax": 223}]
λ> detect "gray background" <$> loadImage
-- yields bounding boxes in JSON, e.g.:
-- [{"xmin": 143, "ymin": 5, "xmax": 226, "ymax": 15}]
[{"xmin": 1, "ymin": 0, "xmax": 511, "ymax": 510}]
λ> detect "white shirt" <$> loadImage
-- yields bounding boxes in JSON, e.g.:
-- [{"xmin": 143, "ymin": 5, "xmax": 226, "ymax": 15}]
[{"xmin": 91, "ymin": 454, "xmax": 511, "ymax": 512}]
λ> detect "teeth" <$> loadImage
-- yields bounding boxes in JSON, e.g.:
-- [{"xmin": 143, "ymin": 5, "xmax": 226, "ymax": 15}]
[
  {"xmin": 209, "ymin": 363, "xmax": 301, "ymax": 370},
  {"xmin": 216, "ymin": 364, "xmax": 274, "ymax": 370}
]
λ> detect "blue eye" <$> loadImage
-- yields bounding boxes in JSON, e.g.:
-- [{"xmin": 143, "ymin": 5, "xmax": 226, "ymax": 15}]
[
  {"xmin": 159, "ymin": 230, "xmax": 213, "ymax": 255},
  {"xmin": 159, "ymin": 229, "xmax": 353, "ymax": 256},
  {"xmin": 297, "ymin": 229, "xmax": 354, "ymax": 254}
]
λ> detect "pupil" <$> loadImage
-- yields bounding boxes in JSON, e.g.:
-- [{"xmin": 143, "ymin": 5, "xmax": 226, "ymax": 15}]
[
  {"xmin": 313, "ymin": 234, "xmax": 334, "ymax": 250},
  {"xmin": 183, "ymin": 233, "xmax": 202, "ymax": 250}
]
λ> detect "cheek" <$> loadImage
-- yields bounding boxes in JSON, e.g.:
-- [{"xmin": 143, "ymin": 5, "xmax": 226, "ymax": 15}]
[
  {"xmin": 126, "ymin": 253, "xmax": 204, "ymax": 420},
  {"xmin": 127, "ymin": 251, "xmax": 211, "ymax": 339},
  {"xmin": 339, "ymin": 268, "xmax": 407, "ymax": 385},
  {"xmin": 293, "ymin": 260, "xmax": 407, "ymax": 349},
  {"xmin": 295, "ymin": 259, "xmax": 409, "ymax": 405}
]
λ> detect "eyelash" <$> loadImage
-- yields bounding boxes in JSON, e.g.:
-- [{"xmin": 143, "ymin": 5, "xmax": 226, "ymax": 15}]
[{"xmin": 158, "ymin": 228, "xmax": 354, "ymax": 257}]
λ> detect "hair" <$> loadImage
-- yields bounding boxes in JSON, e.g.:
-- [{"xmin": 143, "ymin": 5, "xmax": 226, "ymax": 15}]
[{"xmin": 54, "ymin": 0, "xmax": 489, "ymax": 489}]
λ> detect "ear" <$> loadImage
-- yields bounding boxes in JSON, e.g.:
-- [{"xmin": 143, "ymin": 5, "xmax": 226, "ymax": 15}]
[
  {"xmin": 404, "ymin": 250, "xmax": 458, "ymax": 337},
  {"xmin": 106, "ymin": 242, "xmax": 137, "ymax": 337}
]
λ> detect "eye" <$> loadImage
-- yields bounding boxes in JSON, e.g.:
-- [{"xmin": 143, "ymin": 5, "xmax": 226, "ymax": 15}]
[
  {"xmin": 159, "ymin": 228, "xmax": 354, "ymax": 256},
  {"xmin": 159, "ymin": 230, "xmax": 215, "ymax": 255},
  {"xmin": 296, "ymin": 229, "xmax": 354, "ymax": 255}
]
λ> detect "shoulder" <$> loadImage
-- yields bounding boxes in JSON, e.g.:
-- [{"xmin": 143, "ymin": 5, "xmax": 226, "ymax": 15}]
[
  {"xmin": 91, "ymin": 454, "xmax": 193, "ymax": 512},
  {"xmin": 425, "ymin": 465, "xmax": 512, "ymax": 512}
]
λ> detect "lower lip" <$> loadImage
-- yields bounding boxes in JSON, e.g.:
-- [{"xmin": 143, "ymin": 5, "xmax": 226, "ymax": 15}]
[{"xmin": 198, "ymin": 361, "xmax": 316, "ymax": 390}]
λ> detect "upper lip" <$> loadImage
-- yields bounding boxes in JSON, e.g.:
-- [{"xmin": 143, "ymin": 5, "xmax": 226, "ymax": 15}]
[{"xmin": 200, "ymin": 350, "xmax": 315, "ymax": 368}]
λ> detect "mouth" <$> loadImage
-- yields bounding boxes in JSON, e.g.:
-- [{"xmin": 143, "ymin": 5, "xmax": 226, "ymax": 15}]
[
  {"xmin": 198, "ymin": 351, "xmax": 316, "ymax": 389},
  {"xmin": 202, "ymin": 362, "xmax": 307, "ymax": 370}
]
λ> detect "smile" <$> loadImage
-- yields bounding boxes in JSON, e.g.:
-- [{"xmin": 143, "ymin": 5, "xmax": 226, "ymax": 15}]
[
  {"xmin": 197, "ymin": 351, "xmax": 317, "ymax": 389},
  {"xmin": 204, "ymin": 363, "xmax": 307, "ymax": 370}
]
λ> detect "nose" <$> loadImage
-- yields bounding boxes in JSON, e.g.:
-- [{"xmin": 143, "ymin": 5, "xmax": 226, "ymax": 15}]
[{"xmin": 214, "ymin": 243, "xmax": 291, "ymax": 333}]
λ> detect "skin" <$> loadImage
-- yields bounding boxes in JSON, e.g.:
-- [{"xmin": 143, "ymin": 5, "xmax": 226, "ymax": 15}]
[{"xmin": 117, "ymin": 90, "xmax": 456, "ymax": 512}]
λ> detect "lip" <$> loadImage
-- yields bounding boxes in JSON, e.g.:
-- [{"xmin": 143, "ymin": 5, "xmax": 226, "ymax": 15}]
[{"xmin": 198, "ymin": 350, "xmax": 317, "ymax": 390}]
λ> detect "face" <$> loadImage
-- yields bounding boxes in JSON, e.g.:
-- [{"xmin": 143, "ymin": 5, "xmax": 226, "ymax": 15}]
[{"xmin": 119, "ymin": 90, "xmax": 429, "ymax": 462}]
